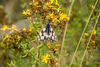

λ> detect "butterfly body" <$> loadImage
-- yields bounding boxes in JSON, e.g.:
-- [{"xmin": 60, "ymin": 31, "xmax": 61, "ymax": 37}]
[
  {"xmin": 37, "ymin": 22, "xmax": 57, "ymax": 43},
  {"xmin": 46, "ymin": 23, "xmax": 50, "ymax": 35}
]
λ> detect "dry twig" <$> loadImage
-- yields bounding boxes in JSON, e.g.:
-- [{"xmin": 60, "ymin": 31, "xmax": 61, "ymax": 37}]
[
  {"xmin": 80, "ymin": 12, "xmax": 100, "ymax": 67},
  {"xmin": 69, "ymin": 0, "xmax": 98, "ymax": 67}
]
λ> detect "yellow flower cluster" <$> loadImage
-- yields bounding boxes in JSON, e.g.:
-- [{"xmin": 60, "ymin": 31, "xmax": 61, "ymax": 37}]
[
  {"xmin": 0, "ymin": 25, "xmax": 19, "ymax": 33},
  {"xmin": 56, "ymin": 6, "xmax": 62, "ymax": 12},
  {"xmin": 49, "ymin": 13, "xmax": 54, "ymax": 19},
  {"xmin": 46, "ymin": 0, "xmax": 59, "ymax": 8},
  {"xmin": 85, "ymin": 30, "xmax": 96, "ymax": 37},
  {"xmin": 0, "ymin": 25, "xmax": 10, "ymax": 31},
  {"xmin": 23, "ymin": 9, "xmax": 31, "ymax": 16},
  {"xmin": 41, "ymin": 54, "xmax": 51, "ymax": 63},
  {"xmin": 48, "ymin": 13, "xmax": 70, "ymax": 23},
  {"xmin": 50, "ymin": 0, "xmax": 59, "ymax": 5},
  {"xmin": 55, "ymin": 0, "xmax": 59, "ymax": 5},
  {"xmin": 50, "ymin": 0, "xmax": 54, "ymax": 4},
  {"xmin": 59, "ymin": 13, "xmax": 70, "ymax": 21}
]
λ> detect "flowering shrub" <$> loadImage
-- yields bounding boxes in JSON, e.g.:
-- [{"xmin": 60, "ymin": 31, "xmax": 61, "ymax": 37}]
[
  {"xmin": 85, "ymin": 30, "xmax": 97, "ymax": 54},
  {"xmin": 0, "ymin": 0, "xmax": 69, "ymax": 67},
  {"xmin": 23, "ymin": 0, "xmax": 70, "ymax": 28}
]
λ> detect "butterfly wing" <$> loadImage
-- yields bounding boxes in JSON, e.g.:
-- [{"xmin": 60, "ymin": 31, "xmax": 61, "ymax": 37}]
[
  {"xmin": 49, "ymin": 27, "xmax": 57, "ymax": 42},
  {"xmin": 37, "ymin": 23, "xmax": 57, "ymax": 43},
  {"xmin": 37, "ymin": 26, "xmax": 48, "ymax": 42}
]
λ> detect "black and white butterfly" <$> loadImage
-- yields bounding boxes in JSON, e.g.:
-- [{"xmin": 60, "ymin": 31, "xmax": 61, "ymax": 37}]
[{"xmin": 37, "ymin": 22, "xmax": 57, "ymax": 43}]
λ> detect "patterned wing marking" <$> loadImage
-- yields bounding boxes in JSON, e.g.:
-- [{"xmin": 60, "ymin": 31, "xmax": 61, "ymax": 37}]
[
  {"xmin": 37, "ymin": 26, "xmax": 48, "ymax": 42},
  {"xmin": 37, "ymin": 22, "xmax": 57, "ymax": 43},
  {"xmin": 49, "ymin": 27, "xmax": 57, "ymax": 42}
]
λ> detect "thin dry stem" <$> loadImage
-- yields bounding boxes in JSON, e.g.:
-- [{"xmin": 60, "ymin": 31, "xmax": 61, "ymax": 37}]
[
  {"xmin": 36, "ymin": 48, "xmax": 40, "ymax": 67},
  {"xmin": 58, "ymin": 0, "xmax": 75, "ymax": 67},
  {"xmin": 80, "ymin": 12, "xmax": 100, "ymax": 67},
  {"xmin": 69, "ymin": 0, "xmax": 98, "ymax": 67},
  {"xmin": 60, "ymin": 0, "xmax": 75, "ymax": 56}
]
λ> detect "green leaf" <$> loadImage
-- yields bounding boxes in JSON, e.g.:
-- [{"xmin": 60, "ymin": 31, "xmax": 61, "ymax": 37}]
[{"xmin": 37, "ymin": 44, "xmax": 43, "ymax": 48}]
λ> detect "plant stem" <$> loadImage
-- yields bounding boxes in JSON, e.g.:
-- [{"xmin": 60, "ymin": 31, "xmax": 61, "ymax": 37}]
[
  {"xmin": 69, "ymin": 0, "xmax": 98, "ymax": 67},
  {"xmin": 35, "ymin": 44, "xmax": 40, "ymax": 67},
  {"xmin": 58, "ymin": 0, "xmax": 75, "ymax": 67},
  {"xmin": 80, "ymin": 12, "xmax": 100, "ymax": 67},
  {"xmin": 60, "ymin": 0, "xmax": 75, "ymax": 57}
]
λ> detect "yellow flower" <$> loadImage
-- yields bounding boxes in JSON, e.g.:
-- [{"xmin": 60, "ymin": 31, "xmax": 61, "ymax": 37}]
[
  {"xmin": 22, "ymin": 11, "xmax": 27, "ymax": 15},
  {"xmin": 22, "ymin": 9, "xmax": 31, "ymax": 16},
  {"xmin": 92, "ymin": 5, "xmax": 94, "ymax": 9},
  {"xmin": 17, "ymin": 35, "xmax": 21, "ymax": 39},
  {"xmin": 55, "ymin": 0, "xmax": 59, "ymax": 5},
  {"xmin": 23, "ymin": 28, "xmax": 26, "ymax": 31},
  {"xmin": 54, "ymin": 48, "xmax": 58, "ymax": 51},
  {"xmin": 55, "ymin": 58, "xmax": 58, "ymax": 61},
  {"xmin": 3, "ymin": 34, "xmax": 12, "ymax": 41},
  {"xmin": 85, "ymin": 33, "xmax": 89, "ymax": 36},
  {"xmin": 11, "ymin": 25, "xmax": 18, "ymax": 30},
  {"xmin": 34, "ymin": 2, "xmax": 38, "ymax": 6},
  {"xmin": 46, "ymin": 2, "xmax": 50, "ymax": 6},
  {"xmin": 26, "ymin": 9, "xmax": 31, "ymax": 15},
  {"xmin": 0, "ymin": 5, "xmax": 3, "ymax": 9},
  {"xmin": 49, "ymin": 13, "xmax": 54, "ymax": 18},
  {"xmin": 10, "ymin": 25, "xmax": 18, "ymax": 33},
  {"xmin": 41, "ymin": 54, "xmax": 51, "ymax": 63},
  {"xmin": 53, "ymin": 17, "xmax": 58, "ymax": 21},
  {"xmin": 0, "ymin": 25, "xmax": 10, "ymax": 31},
  {"xmin": 92, "ymin": 41, "xmax": 95, "ymax": 43},
  {"xmin": 59, "ymin": 13, "xmax": 68, "ymax": 21},
  {"xmin": 93, "ymin": 30, "xmax": 96, "ymax": 35},
  {"xmin": 50, "ymin": 0, "xmax": 54, "ymax": 4},
  {"xmin": 66, "ymin": 17, "xmax": 70, "ymax": 21},
  {"xmin": 29, "ymin": 27, "xmax": 34, "ymax": 32},
  {"xmin": 56, "ymin": 6, "xmax": 62, "ymax": 12},
  {"xmin": 57, "ymin": 20, "xmax": 60, "ymax": 23}
]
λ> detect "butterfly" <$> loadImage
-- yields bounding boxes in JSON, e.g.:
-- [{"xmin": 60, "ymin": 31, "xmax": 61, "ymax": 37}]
[{"xmin": 37, "ymin": 22, "xmax": 57, "ymax": 43}]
